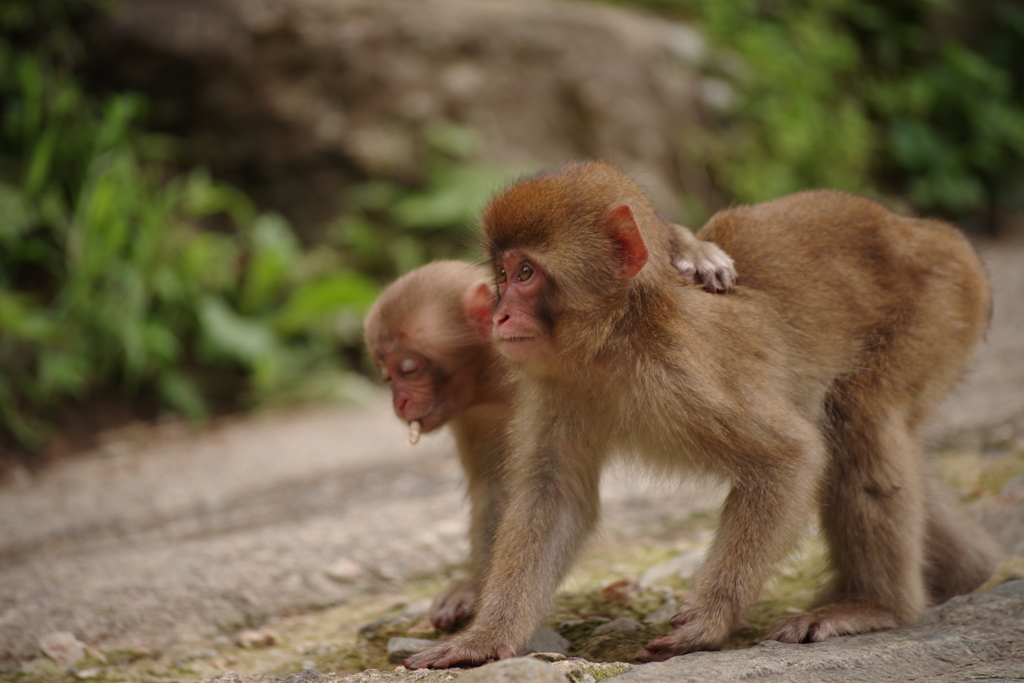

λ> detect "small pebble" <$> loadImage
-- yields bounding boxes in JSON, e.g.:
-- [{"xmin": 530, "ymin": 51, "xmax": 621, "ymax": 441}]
[
  {"xmin": 325, "ymin": 558, "xmax": 365, "ymax": 583},
  {"xmin": 236, "ymin": 629, "xmax": 279, "ymax": 648},
  {"xmin": 39, "ymin": 631, "xmax": 86, "ymax": 667},
  {"xmin": 644, "ymin": 596, "xmax": 678, "ymax": 624}
]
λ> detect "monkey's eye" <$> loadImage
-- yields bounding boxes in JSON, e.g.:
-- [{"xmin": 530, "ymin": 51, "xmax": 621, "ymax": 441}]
[
  {"xmin": 518, "ymin": 263, "xmax": 534, "ymax": 282},
  {"xmin": 400, "ymin": 357, "xmax": 421, "ymax": 375},
  {"xmin": 496, "ymin": 266, "xmax": 507, "ymax": 284},
  {"xmin": 379, "ymin": 366, "xmax": 391, "ymax": 381}
]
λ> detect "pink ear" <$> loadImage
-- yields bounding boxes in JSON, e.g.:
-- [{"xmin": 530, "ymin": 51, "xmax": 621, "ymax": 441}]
[
  {"xmin": 463, "ymin": 282, "xmax": 496, "ymax": 339},
  {"xmin": 605, "ymin": 203, "xmax": 649, "ymax": 279}
]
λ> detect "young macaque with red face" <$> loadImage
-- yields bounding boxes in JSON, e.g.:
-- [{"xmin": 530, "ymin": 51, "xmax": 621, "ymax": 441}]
[
  {"xmin": 364, "ymin": 231, "xmax": 736, "ymax": 630},
  {"xmin": 404, "ymin": 161, "xmax": 1000, "ymax": 668}
]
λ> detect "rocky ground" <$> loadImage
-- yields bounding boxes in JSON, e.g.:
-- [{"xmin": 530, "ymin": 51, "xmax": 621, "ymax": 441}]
[{"xmin": 2, "ymin": 234, "xmax": 1023, "ymax": 683}]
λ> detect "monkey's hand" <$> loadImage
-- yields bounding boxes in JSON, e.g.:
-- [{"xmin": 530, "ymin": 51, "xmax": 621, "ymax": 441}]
[
  {"xmin": 672, "ymin": 241, "xmax": 736, "ymax": 293},
  {"xmin": 430, "ymin": 579, "xmax": 478, "ymax": 631},
  {"xmin": 402, "ymin": 636, "xmax": 515, "ymax": 669},
  {"xmin": 635, "ymin": 604, "xmax": 727, "ymax": 662}
]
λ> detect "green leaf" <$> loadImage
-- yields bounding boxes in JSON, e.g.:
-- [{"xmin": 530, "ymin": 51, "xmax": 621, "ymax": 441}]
[
  {"xmin": 157, "ymin": 370, "xmax": 208, "ymax": 422},
  {"xmin": 37, "ymin": 351, "xmax": 87, "ymax": 398},
  {"xmin": 0, "ymin": 377, "xmax": 47, "ymax": 449},
  {"xmin": 199, "ymin": 295, "xmax": 276, "ymax": 364},
  {"xmin": 240, "ymin": 213, "xmax": 299, "ymax": 312},
  {"xmin": 182, "ymin": 170, "xmax": 256, "ymax": 227},
  {"xmin": 275, "ymin": 272, "xmax": 379, "ymax": 334},
  {"xmin": 392, "ymin": 166, "xmax": 508, "ymax": 230},
  {"xmin": 0, "ymin": 290, "xmax": 55, "ymax": 341},
  {"xmin": 0, "ymin": 181, "xmax": 31, "ymax": 241},
  {"xmin": 24, "ymin": 125, "xmax": 58, "ymax": 197}
]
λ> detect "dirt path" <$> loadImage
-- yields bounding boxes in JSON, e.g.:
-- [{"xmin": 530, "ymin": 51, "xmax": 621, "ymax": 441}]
[{"xmin": 1, "ymin": 237, "xmax": 1022, "ymax": 672}]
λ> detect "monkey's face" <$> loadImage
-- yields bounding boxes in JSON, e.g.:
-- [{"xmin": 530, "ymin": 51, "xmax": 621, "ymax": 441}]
[
  {"xmin": 374, "ymin": 346, "xmax": 462, "ymax": 434},
  {"xmin": 491, "ymin": 250, "xmax": 556, "ymax": 365}
]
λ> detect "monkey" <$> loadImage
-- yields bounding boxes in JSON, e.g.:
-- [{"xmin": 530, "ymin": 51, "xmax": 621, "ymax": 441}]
[
  {"xmin": 365, "ymin": 261, "xmax": 505, "ymax": 630},
  {"xmin": 403, "ymin": 160, "xmax": 1000, "ymax": 668},
  {"xmin": 363, "ymin": 231, "xmax": 737, "ymax": 631}
]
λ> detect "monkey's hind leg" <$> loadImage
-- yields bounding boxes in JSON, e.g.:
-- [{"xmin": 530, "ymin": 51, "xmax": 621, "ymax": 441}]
[
  {"xmin": 768, "ymin": 401, "xmax": 928, "ymax": 644},
  {"xmin": 922, "ymin": 472, "xmax": 1001, "ymax": 605}
]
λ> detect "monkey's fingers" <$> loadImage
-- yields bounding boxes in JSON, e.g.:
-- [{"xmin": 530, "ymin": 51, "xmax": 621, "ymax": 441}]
[
  {"xmin": 766, "ymin": 604, "xmax": 899, "ymax": 645},
  {"xmin": 697, "ymin": 259, "xmax": 736, "ymax": 293},
  {"xmin": 430, "ymin": 579, "xmax": 478, "ymax": 631},
  {"xmin": 672, "ymin": 257, "xmax": 698, "ymax": 285},
  {"xmin": 695, "ymin": 244, "xmax": 737, "ymax": 293},
  {"xmin": 408, "ymin": 420, "xmax": 422, "ymax": 445},
  {"xmin": 403, "ymin": 641, "xmax": 514, "ymax": 669},
  {"xmin": 635, "ymin": 635, "xmax": 686, "ymax": 663}
]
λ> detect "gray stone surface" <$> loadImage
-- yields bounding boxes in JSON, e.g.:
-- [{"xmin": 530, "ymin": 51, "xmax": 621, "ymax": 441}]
[
  {"xmin": 284, "ymin": 670, "xmax": 325, "ymax": 683},
  {"xmin": 457, "ymin": 658, "xmax": 568, "ymax": 683},
  {"xmin": 611, "ymin": 580, "xmax": 1024, "ymax": 682}
]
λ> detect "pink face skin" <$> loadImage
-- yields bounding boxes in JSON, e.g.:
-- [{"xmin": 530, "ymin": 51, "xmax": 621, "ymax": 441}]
[
  {"xmin": 491, "ymin": 251, "xmax": 554, "ymax": 363},
  {"xmin": 490, "ymin": 205, "xmax": 649, "ymax": 367},
  {"xmin": 375, "ymin": 347, "xmax": 447, "ymax": 434}
]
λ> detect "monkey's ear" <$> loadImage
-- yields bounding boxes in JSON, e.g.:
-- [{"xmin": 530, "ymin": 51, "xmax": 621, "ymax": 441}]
[
  {"xmin": 463, "ymin": 282, "xmax": 496, "ymax": 339},
  {"xmin": 605, "ymin": 203, "xmax": 649, "ymax": 279}
]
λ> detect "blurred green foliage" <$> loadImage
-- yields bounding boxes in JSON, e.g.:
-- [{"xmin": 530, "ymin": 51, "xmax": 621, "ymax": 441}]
[
  {"xmin": 613, "ymin": 0, "xmax": 1024, "ymax": 226},
  {"xmin": 0, "ymin": 0, "xmax": 383, "ymax": 451},
  {"xmin": 6, "ymin": 0, "xmax": 1021, "ymax": 452}
]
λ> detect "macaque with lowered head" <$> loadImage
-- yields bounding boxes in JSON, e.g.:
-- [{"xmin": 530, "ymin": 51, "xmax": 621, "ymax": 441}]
[
  {"xmin": 363, "ymin": 227, "xmax": 737, "ymax": 630},
  {"xmin": 404, "ymin": 160, "xmax": 1000, "ymax": 668}
]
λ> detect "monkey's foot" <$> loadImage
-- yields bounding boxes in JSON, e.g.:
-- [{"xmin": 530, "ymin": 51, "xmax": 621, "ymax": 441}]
[
  {"xmin": 402, "ymin": 639, "xmax": 515, "ymax": 669},
  {"xmin": 766, "ymin": 603, "xmax": 901, "ymax": 644},
  {"xmin": 430, "ymin": 579, "xmax": 477, "ymax": 631},
  {"xmin": 635, "ymin": 605, "xmax": 726, "ymax": 662}
]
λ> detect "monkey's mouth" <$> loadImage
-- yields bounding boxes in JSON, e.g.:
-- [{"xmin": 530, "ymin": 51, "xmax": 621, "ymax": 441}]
[{"xmin": 499, "ymin": 336, "xmax": 535, "ymax": 343}]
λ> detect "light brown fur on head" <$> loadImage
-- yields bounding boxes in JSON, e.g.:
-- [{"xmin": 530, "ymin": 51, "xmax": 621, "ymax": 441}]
[
  {"xmin": 365, "ymin": 261, "xmax": 491, "ymax": 362},
  {"xmin": 483, "ymin": 161, "xmax": 680, "ymax": 367}
]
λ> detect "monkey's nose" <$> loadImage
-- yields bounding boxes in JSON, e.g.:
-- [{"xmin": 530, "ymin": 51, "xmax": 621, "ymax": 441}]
[{"xmin": 394, "ymin": 392, "xmax": 410, "ymax": 417}]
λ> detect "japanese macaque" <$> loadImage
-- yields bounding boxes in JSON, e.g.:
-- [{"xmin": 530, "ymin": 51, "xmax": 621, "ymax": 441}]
[
  {"xmin": 365, "ymin": 260, "xmax": 506, "ymax": 630},
  {"xmin": 404, "ymin": 161, "xmax": 1000, "ymax": 668},
  {"xmin": 363, "ymin": 231, "xmax": 736, "ymax": 630}
]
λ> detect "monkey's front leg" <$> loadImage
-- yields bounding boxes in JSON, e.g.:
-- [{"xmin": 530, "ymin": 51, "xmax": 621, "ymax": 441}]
[
  {"xmin": 405, "ymin": 443, "xmax": 601, "ymax": 669},
  {"xmin": 430, "ymin": 472, "xmax": 506, "ymax": 631},
  {"xmin": 637, "ymin": 448, "xmax": 820, "ymax": 662}
]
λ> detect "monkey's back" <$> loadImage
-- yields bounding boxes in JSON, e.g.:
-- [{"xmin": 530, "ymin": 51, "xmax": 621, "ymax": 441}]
[{"xmin": 696, "ymin": 190, "xmax": 990, "ymax": 427}]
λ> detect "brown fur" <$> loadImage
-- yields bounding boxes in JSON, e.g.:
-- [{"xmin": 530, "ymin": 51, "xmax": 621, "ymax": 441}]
[
  {"xmin": 364, "ymin": 237, "xmax": 735, "ymax": 629},
  {"xmin": 403, "ymin": 161, "xmax": 999, "ymax": 668}
]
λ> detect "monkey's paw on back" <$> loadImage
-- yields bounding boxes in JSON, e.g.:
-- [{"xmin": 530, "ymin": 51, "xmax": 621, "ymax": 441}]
[
  {"xmin": 402, "ymin": 638, "xmax": 515, "ymax": 669},
  {"xmin": 672, "ymin": 240, "xmax": 736, "ymax": 293},
  {"xmin": 430, "ymin": 579, "xmax": 477, "ymax": 631}
]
